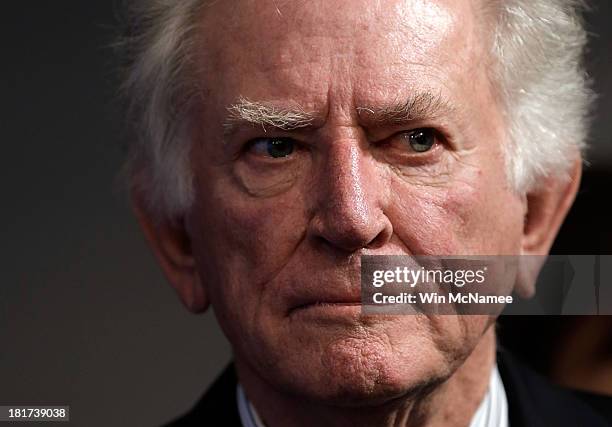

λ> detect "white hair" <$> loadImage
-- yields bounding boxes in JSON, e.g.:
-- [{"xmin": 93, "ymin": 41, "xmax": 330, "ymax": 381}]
[
  {"xmin": 118, "ymin": 0, "xmax": 594, "ymax": 221},
  {"xmin": 489, "ymin": 0, "xmax": 593, "ymax": 191},
  {"xmin": 118, "ymin": 0, "xmax": 202, "ymax": 221}
]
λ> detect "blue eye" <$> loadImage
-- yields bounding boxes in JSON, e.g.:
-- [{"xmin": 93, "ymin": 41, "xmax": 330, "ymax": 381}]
[
  {"xmin": 249, "ymin": 137, "xmax": 295, "ymax": 158},
  {"xmin": 403, "ymin": 128, "xmax": 436, "ymax": 152}
]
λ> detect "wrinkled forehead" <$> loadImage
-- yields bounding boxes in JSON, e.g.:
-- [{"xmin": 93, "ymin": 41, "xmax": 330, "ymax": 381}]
[
  {"xmin": 194, "ymin": 0, "xmax": 489, "ymax": 108},
  {"xmin": 199, "ymin": 1, "xmax": 486, "ymax": 55}
]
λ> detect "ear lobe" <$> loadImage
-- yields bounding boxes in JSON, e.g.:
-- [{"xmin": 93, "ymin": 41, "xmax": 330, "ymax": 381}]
[
  {"xmin": 522, "ymin": 158, "xmax": 582, "ymax": 255},
  {"xmin": 131, "ymin": 189, "xmax": 209, "ymax": 314}
]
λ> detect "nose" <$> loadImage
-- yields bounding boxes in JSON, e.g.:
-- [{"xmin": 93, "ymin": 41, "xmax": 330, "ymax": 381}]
[{"xmin": 308, "ymin": 139, "xmax": 393, "ymax": 253}]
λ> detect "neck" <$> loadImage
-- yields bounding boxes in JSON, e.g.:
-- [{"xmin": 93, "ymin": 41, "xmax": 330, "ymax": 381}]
[{"xmin": 236, "ymin": 326, "xmax": 496, "ymax": 427}]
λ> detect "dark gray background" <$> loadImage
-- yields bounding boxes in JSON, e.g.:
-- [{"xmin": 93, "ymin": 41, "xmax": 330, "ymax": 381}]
[{"xmin": 1, "ymin": 2, "xmax": 610, "ymax": 426}]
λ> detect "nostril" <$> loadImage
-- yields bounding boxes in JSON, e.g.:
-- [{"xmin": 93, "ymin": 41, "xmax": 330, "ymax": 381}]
[
  {"xmin": 366, "ymin": 228, "xmax": 390, "ymax": 250},
  {"xmin": 365, "ymin": 215, "xmax": 394, "ymax": 250}
]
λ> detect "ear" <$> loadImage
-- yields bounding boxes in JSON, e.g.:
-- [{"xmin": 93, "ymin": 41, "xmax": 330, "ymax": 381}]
[
  {"xmin": 131, "ymin": 188, "xmax": 209, "ymax": 314},
  {"xmin": 516, "ymin": 157, "xmax": 582, "ymax": 297},
  {"xmin": 522, "ymin": 157, "xmax": 582, "ymax": 255}
]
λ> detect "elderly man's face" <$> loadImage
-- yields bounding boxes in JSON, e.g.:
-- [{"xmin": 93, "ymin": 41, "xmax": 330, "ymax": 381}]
[{"xmin": 185, "ymin": 0, "xmax": 524, "ymax": 402}]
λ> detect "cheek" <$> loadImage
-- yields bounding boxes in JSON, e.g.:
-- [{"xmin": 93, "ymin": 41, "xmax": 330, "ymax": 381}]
[
  {"xmin": 451, "ymin": 155, "xmax": 525, "ymax": 254},
  {"xmin": 190, "ymin": 167, "xmax": 309, "ymax": 293},
  {"xmin": 188, "ymin": 171, "xmax": 312, "ymax": 349},
  {"xmin": 388, "ymin": 165, "xmax": 524, "ymax": 255}
]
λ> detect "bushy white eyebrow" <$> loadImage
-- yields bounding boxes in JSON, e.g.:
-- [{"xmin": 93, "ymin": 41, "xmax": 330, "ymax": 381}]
[{"xmin": 223, "ymin": 97, "xmax": 316, "ymax": 137}]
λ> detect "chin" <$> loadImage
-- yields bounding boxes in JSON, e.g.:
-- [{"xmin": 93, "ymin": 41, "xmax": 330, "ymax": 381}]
[{"xmin": 269, "ymin": 326, "xmax": 452, "ymax": 406}]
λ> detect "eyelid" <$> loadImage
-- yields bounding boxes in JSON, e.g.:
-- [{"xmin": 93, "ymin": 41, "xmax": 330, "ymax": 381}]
[
  {"xmin": 243, "ymin": 136, "xmax": 299, "ymax": 161},
  {"xmin": 369, "ymin": 123, "xmax": 457, "ymax": 148},
  {"xmin": 246, "ymin": 136, "xmax": 294, "ymax": 149},
  {"xmin": 381, "ymin": 128, "xmax": 439, "ymax": 146}
]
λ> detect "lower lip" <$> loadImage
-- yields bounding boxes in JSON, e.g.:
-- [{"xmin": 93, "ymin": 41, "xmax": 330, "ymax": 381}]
[{"xmin": 290, "ymin": 302, "xmax": 366, "ymax": 319}]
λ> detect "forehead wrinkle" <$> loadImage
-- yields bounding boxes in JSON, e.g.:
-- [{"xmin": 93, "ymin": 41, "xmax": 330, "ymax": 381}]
[{"xmin": 223, "ymin": 96, "xmax": 317, "ymax": 137}]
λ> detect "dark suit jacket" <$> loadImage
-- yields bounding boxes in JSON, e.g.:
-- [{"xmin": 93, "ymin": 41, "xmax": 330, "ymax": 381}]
[{"xmin": 165, "ymin": 350, "xmax": 612, "ymax": 426}]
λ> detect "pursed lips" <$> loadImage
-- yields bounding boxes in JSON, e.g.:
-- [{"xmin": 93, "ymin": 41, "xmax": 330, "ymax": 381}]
[{"xmin": 288, "ymin": 293, "xmax": 364, "ymax": 316}]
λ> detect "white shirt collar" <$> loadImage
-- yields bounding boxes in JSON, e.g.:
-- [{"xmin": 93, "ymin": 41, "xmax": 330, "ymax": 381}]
[
  {"xmin": 237, "ymin": 364, "xmax": 509, "ymax": 427},
  {"xmin": 236, "ymin": 383, "xmax": 266, "ymax": 427},
  {"xmin": 470, "ymin": 364, "xmax": 509, "ymax": 427}
]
